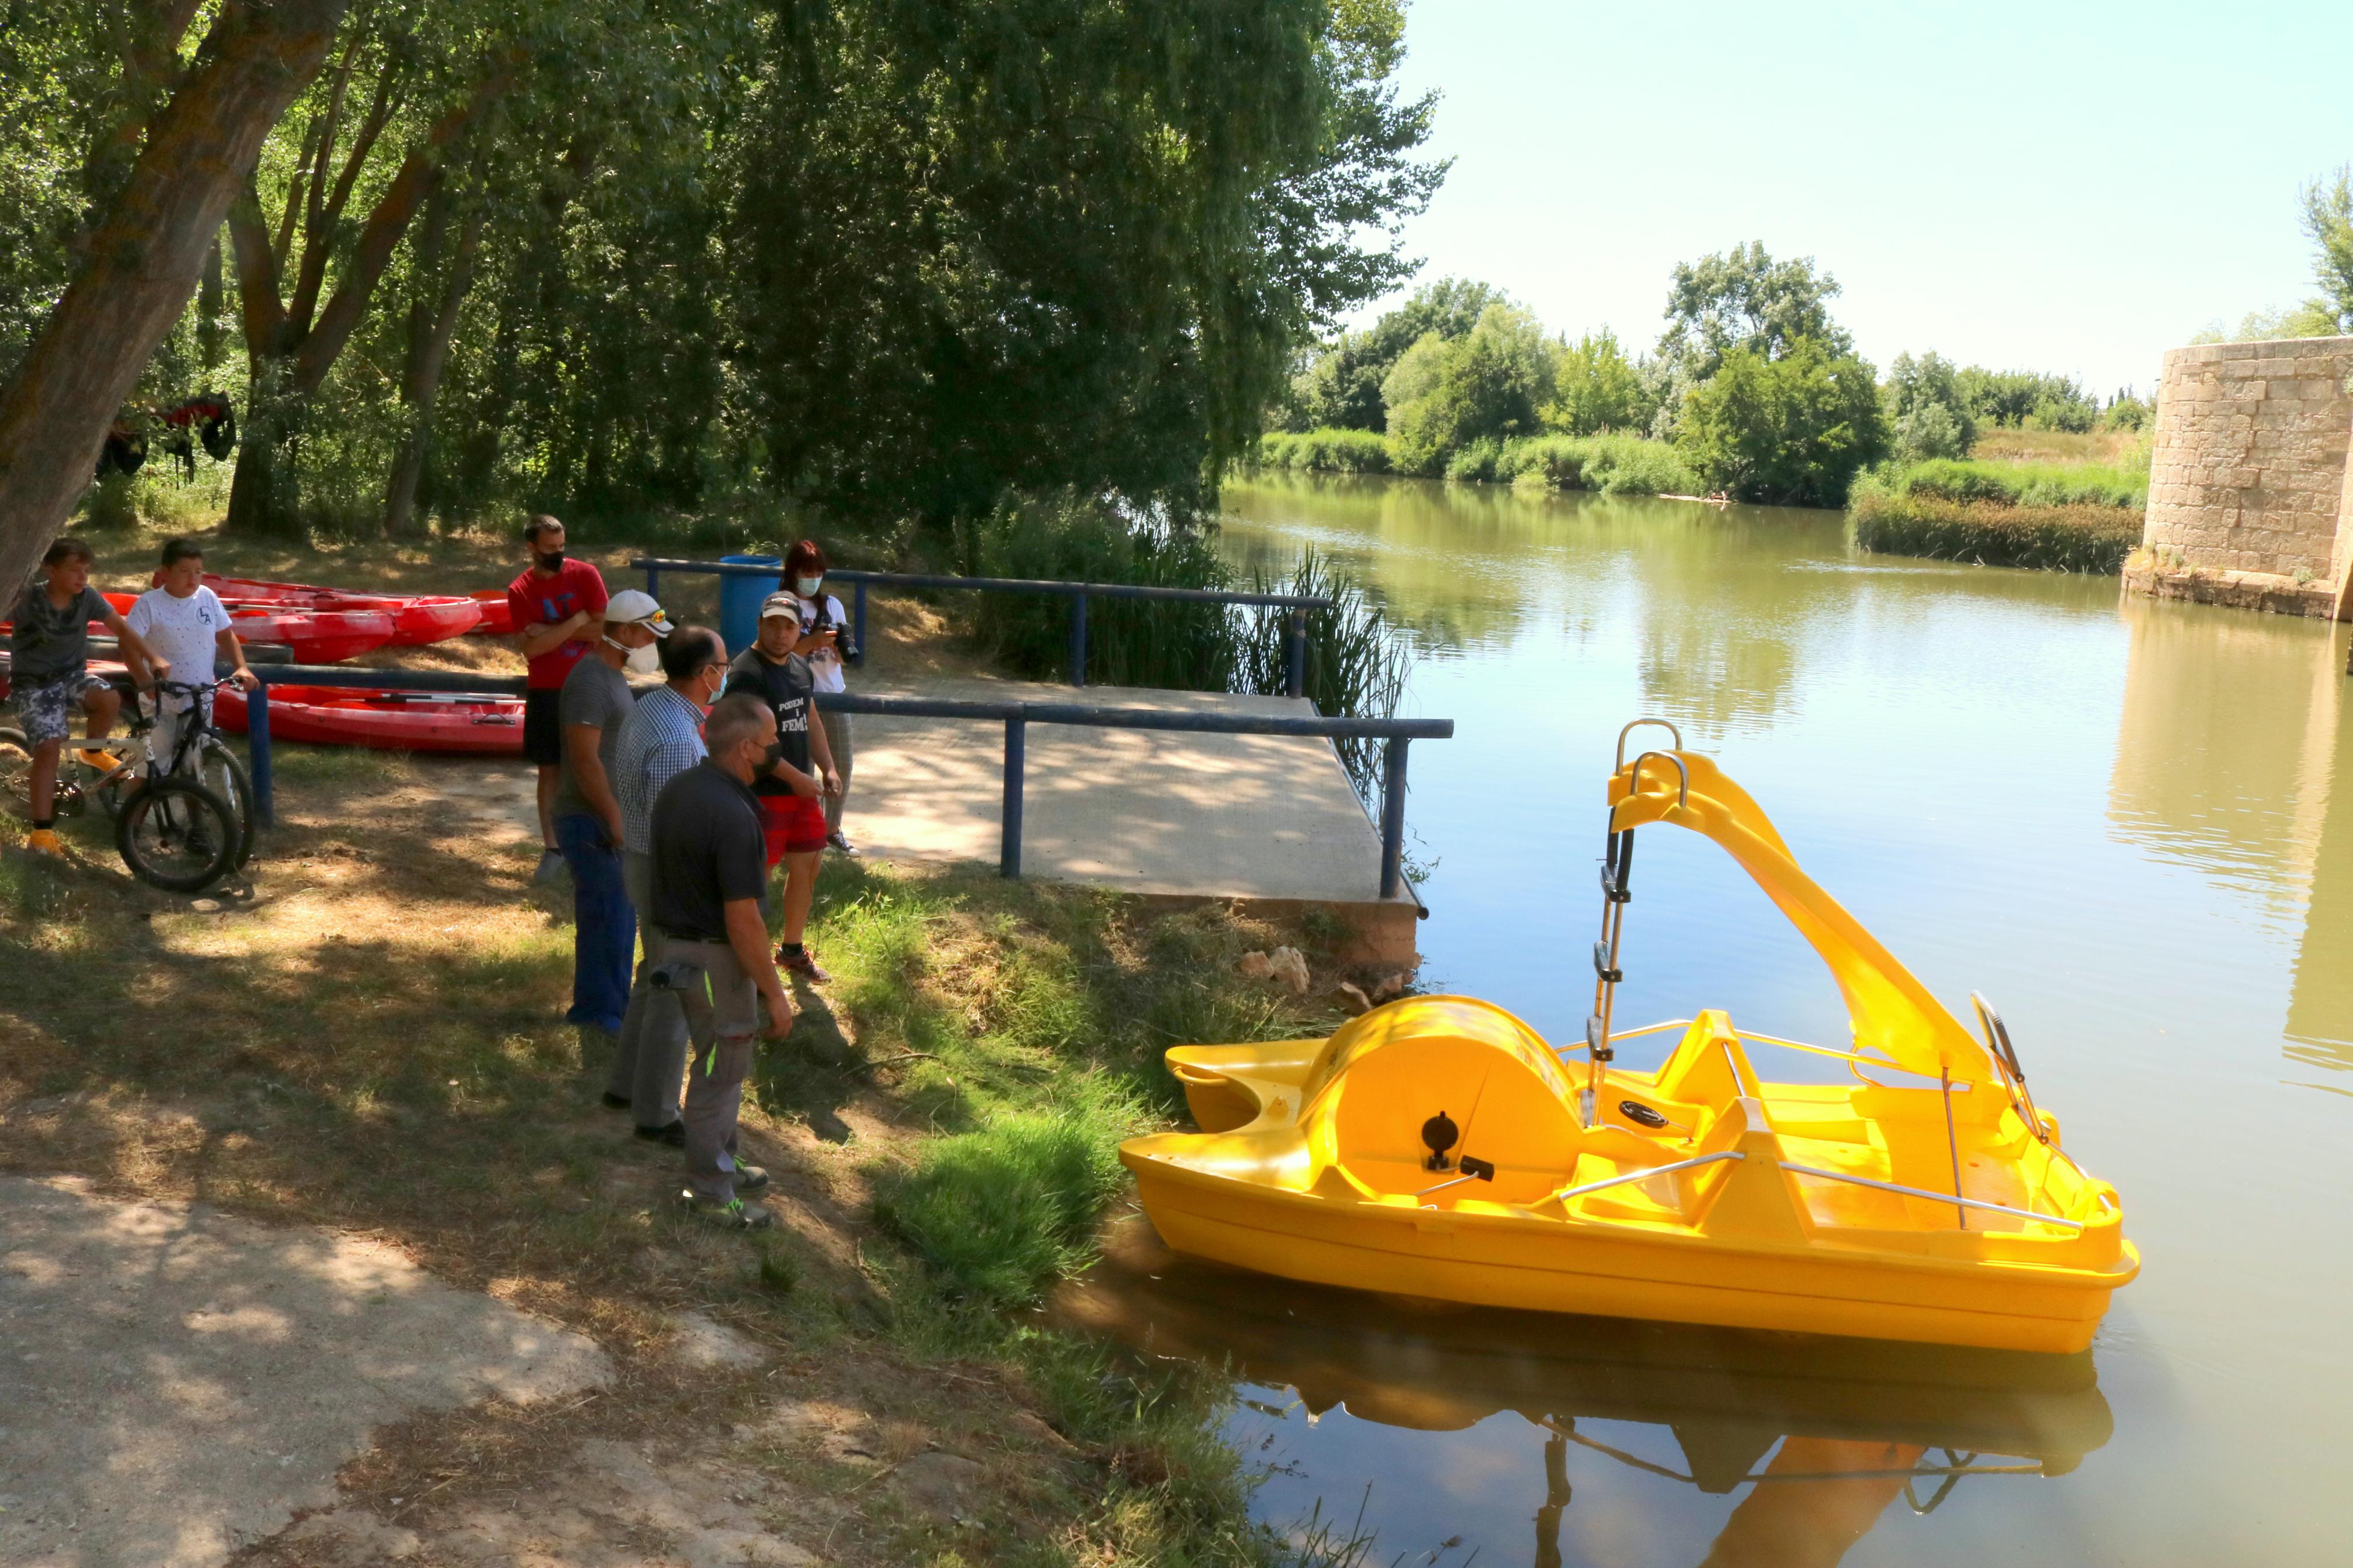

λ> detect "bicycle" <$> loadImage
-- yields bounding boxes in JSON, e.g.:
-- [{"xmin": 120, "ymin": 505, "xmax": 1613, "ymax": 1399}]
[{"xmin": 0, "ymin": 677, "xmax": 252, "ymax": 892}]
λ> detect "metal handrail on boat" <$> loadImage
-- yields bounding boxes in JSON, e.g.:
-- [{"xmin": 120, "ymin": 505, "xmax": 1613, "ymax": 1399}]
[
  {"xmin": 1626, "ymin": 749, "xmax": 1690, "ymax": 810},
  {"xmin": 1613, "ymin": 717, "xmax": 1683, "ymax": 772},
  {"xmin": 1777, "ymin": 1161, "xmax": 2086, "ymax": 1231},
  {"xmin": 1540, "ymin": 1150, "xmax": 1745, "ymax": 1207}
]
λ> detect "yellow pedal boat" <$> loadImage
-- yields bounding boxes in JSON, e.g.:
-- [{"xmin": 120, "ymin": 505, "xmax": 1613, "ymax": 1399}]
[{"xmin": 1120, "ymin": 722, "xmax": 2138, "ymax": 1354}]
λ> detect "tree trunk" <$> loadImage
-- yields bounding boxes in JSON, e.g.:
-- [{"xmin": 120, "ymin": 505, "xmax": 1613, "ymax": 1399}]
[
  {"xmin": 223, "ymin": 70, "xmax": 507, "ymax": 536},
  {"xmin": 384, "ymin": 196, "xmax": 485, "ymax": 536},
  {"xmin": 0, "ymin": 0, "xmax": 349, "ymax": 591}
]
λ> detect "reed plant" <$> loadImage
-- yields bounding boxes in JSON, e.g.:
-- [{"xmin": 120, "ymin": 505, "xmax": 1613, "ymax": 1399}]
[
  {"xmin": 1874, "ymin": 457, "xmax": 2147, "ymax": 510},
  {"xmin": 1493, "ymin": 432, "xmax": 1704, "ymax": 497},
  {"xmin": 1256, "ymin": 427, "xmax": 1394, "ymax": 473},
  {"xmin": 1850, "ymin": 492, "xmax": 2141, "ymax": 572},
  {"xmin": 1236, "ymin": 545, "xmax": 1416, "ymax": 801}
]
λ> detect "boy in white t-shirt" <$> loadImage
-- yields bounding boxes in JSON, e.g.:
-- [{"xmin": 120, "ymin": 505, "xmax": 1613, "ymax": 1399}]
[{"xmin": 125, "ymin": 538, "xmax": 258, "ymax": 772}]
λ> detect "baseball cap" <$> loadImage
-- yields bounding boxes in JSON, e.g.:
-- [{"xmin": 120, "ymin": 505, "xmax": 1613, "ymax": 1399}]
[
  {"xmin": 605, "ymin": 588, "xmax": 672, "ymax": 635},
  {"xmin": 759, "ymin": 592, "xmax": 804, "ymax": 623}
]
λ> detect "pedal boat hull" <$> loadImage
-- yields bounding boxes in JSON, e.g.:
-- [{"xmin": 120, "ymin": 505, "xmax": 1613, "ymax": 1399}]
[{"xmin": 1121, "ymin": 741, "xmax": 2137, "ymax": 1356}]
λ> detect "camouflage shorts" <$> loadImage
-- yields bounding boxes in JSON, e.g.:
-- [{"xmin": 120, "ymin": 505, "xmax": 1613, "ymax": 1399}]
[{"xmin": 9, "ymin": 673, "xmax": 110, "ymax": 747}]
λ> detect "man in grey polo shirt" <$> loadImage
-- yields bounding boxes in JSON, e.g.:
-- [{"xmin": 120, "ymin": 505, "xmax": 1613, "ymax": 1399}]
[
  {"xmin": 602, "ymin": 625, "xmax": 728, "ymax": 1140},
  {"xmin": 650, "ymin": 692, "xmax": 794, "ymax": 1231},
  {"xmin": 552, "ymin": 589, "xmax": 670, "ymax": 1049}
]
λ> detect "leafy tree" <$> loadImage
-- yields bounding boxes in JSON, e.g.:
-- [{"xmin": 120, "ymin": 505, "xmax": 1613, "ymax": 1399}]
[
  {"xmin": 1676, "ymin": 336, "xmax": 1887, "ymax": 506},
  {"xmin": 1545, "ymin": 328, "xmax": 1652, "ymax": 436},
  {"xmin": 1383, "ymin": 300, "xmax": 1553, "ymax": 475},
  {"xmin": 730, "ymin": 0, "xmax": 1442, "ymax": 526},
  {"xmin": 2301, "ymin": 164, "xmax": 2353, "ymax": 333},
  {"xmin": 1285, "ymin": 275, "xmax": 1500, "ymax": 431},
  {"xmin": 1954, "ymin": 366, "xmax": 2098, "ymax": 432},
  {"xmin": 1883, "ymin": 350, "xmax": 1975, "ymax": 460},
  {"xmin": 0, "ymin": 0, "xmax": 351, "ymax": 591},
  {"xmin": 1658, "ymin": 241, "xmax": 1851, "ymax": 382}
]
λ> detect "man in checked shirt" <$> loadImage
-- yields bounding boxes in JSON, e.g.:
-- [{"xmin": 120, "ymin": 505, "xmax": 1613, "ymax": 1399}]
[{"xmin": 600, "ymin": 625, "xmax": 730, "ymax": 1140}]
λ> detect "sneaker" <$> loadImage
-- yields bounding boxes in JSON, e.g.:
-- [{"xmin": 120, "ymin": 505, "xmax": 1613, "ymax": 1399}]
[
  {"xmin": 533, "ymin": 848, "xmax": 567, "ymax": 885},
  {"xmin": 680, "ymin": 1190, "xmax": 776, "ymax": 1232},
  {"xmin": 23, "ymin": 829, "xmax": 63, "ymax": 858},
  {"xmin": 729, "ymin": 1164, "xmax": 771, "ymax": 1194},
  {"xmin": 601, "ymin": 1091, "xmax": 633, "ymax": 1112},
  {"xmin": 826, "ymin": 829, "xmax": 858, "ymax": 855},
  {"xmin": 634, "ymin": 1120, "xmax": 687, "ymax": 1147},
  {"xmin": 776, "ymin": 946, "xmax": 832, "ymax": 983},
  {"xmin": 74, "ymin": 746, "xmax": 124, "ymax": 773}
]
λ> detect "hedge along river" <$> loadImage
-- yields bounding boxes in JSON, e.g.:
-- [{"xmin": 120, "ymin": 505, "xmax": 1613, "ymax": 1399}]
[{"xmin": 1053, "ymin": 471, "xmax": 2353, "ymax": 1566}]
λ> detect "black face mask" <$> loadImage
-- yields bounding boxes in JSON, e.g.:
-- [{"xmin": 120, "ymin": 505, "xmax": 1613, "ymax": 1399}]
[{"xmin": 535, "ymin": 549, "xmax": 566, "ymax": 571}]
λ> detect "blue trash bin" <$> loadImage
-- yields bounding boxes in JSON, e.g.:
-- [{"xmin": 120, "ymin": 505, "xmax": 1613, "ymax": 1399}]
[{"xmin": 718, "ymin": 554, "xmax": 782, "ymax": 657}]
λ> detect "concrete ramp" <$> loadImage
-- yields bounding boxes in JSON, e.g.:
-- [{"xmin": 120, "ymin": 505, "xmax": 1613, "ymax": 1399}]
[{"xmin": 844, "ymin": 677, "xmax": 1415, "ymax": 954}]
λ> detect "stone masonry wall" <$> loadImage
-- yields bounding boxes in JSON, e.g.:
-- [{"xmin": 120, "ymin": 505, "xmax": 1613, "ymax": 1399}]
[{"xmin": 2136, "ymin": 338, "xmax": 2353, "ymax": 616}]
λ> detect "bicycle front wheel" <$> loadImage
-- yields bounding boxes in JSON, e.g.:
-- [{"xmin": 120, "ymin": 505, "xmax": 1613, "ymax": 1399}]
[
  {"xmin": 196, "ymin": 738, "xmax": 257, "ymax": 869},
  {"xmin": 115, "ymin": 776, "xmax": 237, "ymax": 893},
  {"xmin": 0, "ymin": 727, "xmax": 33, "ymax": 814}
]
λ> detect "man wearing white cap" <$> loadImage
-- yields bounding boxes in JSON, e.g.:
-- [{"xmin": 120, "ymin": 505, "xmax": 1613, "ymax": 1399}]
[{"xmin": 554, "ymin": 588, "xmax": 672, "ymax": 1054}]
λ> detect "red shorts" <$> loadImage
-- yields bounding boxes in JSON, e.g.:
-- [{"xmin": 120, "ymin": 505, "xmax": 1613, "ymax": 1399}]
[{"xmin": 758, "ymin": 793, "xmax": 828, "ymax": 866}]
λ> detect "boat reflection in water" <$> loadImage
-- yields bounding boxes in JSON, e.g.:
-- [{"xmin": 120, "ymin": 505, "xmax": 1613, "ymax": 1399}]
[{"xmin": 1056, "ymin": 1219, "xmax": 2110, "ymax": 1568}]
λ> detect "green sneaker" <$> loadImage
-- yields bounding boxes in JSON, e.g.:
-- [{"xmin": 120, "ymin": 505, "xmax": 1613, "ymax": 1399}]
[{"xmin": 680, "ymin": 1189, "xmax": 775, "ymax": 1232}]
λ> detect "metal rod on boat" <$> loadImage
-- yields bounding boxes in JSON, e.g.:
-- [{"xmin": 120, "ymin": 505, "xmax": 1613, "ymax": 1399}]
[
  {"xmin": 1940, "ymin": 1062, "xmax": 1968, "ymax": 1229},
  {"xmin": 1776, "ymin": 1161, "xmax": 2086, "ymax": 1229}
]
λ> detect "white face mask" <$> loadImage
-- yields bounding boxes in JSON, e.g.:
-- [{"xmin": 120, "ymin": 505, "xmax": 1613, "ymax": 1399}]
[
  {"xmin": 794, "ymin": 576, "xmax": 822, "ymax": 598},
  {"xmin": 606, "ymin": 632, "xmax": 661, "ymax": 675}
]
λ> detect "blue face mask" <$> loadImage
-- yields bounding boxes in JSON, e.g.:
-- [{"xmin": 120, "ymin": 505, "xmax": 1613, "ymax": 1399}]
[{"xmin": 795, "ymin": 575, "xmax": 822, "ymax": 597}]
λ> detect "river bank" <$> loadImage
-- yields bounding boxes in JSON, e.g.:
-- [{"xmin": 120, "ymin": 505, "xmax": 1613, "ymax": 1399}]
[{"xmin": 2, "ymin": 526, "xmax": 1397, "ymax": 1566}]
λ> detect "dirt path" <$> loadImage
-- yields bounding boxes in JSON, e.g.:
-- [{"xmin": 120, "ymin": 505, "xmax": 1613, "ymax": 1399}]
[{"xmin": 0, "ymin": 1175, "xmax": 609, "ymax": 1567}]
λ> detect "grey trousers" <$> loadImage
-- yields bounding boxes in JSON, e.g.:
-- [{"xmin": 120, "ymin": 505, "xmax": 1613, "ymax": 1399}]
[
  {"xmin": 819, "ymin": 707, "xmax": 852, "ymax": 835},
  {"xmin": 606, "ymin": 851, "xmax": 688, "ymax": 1128},
  {"xmin": 662, "ymin": 937, "xmax": 760, "ymax": 1203}
]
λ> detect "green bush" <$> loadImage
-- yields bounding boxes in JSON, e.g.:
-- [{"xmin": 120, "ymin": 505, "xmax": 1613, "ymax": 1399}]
[
  {"xmin": 1851, "ymin": 492, "xmax": 2140, "ymax": 572},
  {"xmin": 958, "ymin": 490, "xmax": 1238, "ymax": 690},
  {"xmin": 1676, "ymin": 336, "xmax": 1889, "ymax": 507},
  {"xmin": 1383, "ymin": 301, "xmax": 1554, "ymax": 476}
]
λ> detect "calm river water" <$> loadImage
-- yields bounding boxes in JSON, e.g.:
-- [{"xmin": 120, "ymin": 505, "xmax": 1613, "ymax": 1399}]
[{"xmin": 1058, "ymin": 473, "xmax": 2353, "ymax": 1566}]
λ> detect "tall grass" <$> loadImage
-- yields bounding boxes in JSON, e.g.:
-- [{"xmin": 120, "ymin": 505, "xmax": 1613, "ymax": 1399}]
[
  {"xmin": 957, "ymin": 490, "xmax": 1240, "ymax": 689},
  {"xmin": 1257, "ymin": 427, "xmax": 1392, "ymax": 473},
  {"xmin": 1492, "ymin": 432, "xmax": 1704, "ymax": 497},
  {"xmin": 1250, "ymin": 426, "xmax": 1703, "ymax": 499},
  {"xmin": 1237, "ymin": 546, "xmax": 1413, "ymax": 799},
  {"xmin": 1871, "ymin": 457, "xmax": 2147, "ymax": 510},
  {"xmin": 1851, "ymin": 493, "xmax": 2141, "ymax": 572}
]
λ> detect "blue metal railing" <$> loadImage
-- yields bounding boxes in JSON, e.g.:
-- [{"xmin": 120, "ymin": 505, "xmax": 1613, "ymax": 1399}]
[
  {"xmin": 242, "ymin": 667, "xmax": 1450, "ymax": 901},
  {"xmin": 630, "ymin": 558, "xmax": 1336, "ymax": 695}
]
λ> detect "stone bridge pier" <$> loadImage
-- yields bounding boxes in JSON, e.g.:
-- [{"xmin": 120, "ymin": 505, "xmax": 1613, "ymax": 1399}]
[{"xmin": 2126, "ymin": 336, "xmax": 2353, "ymax": 621}]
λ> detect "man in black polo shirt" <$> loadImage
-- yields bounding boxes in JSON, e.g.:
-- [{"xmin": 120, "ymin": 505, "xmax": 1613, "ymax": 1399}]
[{"xmin": 649, "ymin": 692, "xmax": 794, "ymax": 1230}]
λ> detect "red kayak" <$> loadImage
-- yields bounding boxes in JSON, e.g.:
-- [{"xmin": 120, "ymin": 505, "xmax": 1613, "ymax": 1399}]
[
  {"xmin": 214, "ymin": 685, "xmax": 524, "ymax": 754},
  {"xmin": 179, "ymin": 574, "xmax": 484, "ymax": 646},
  {"xmin": 222, "ymin": 605, "xmax": 399, "ymax": 664},
  {"xmin": 469, "ymin": 589, "xmax": 515, "ymax": 636}
]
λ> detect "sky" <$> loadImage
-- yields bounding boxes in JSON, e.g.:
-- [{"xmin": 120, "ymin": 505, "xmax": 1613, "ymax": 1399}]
[{"xmin": 1361, "ymin": 1, "xmax": 2353, "ymax": 398}]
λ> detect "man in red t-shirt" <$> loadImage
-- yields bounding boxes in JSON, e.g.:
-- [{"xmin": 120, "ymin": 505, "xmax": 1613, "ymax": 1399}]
[{"xmin": 506, "ymin": 514, "xmax": 608, "ymax": 881}]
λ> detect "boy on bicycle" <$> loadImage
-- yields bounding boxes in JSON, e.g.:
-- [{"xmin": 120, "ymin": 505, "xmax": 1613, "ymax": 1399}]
[
  {"xmin": 6, "ymin": 537, "xmax": 169, "ymax": 858},
  {"xmin": 124, "ymin": 538, "xmax": 258, "ymax": 773}
]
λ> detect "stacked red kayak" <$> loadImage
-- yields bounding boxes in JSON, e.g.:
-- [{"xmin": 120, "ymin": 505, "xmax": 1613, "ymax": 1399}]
[
  {"xmin": 212, "ymin": 686, "xmax": 524, "ymax": 755},
  {"xmin": 122, "ymin": 572, "xmax": 526, "ymax": 755},
  {"xmin": 186, "ymin": 574, "xmax": 485, "ymax": 646}
]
